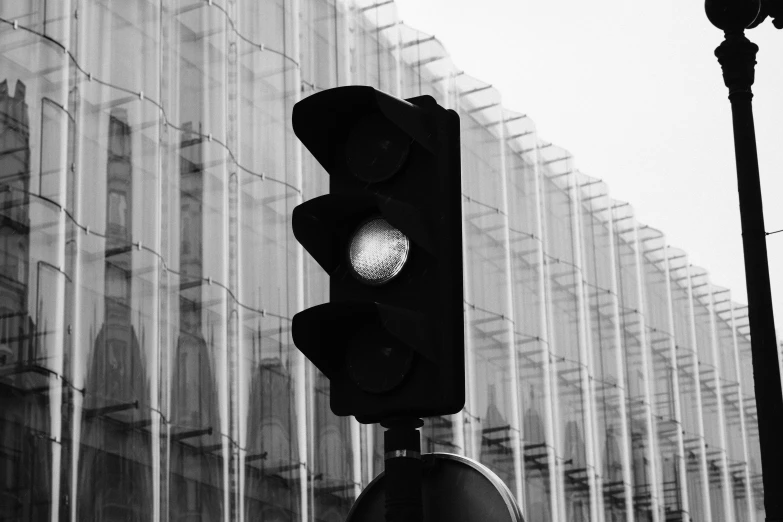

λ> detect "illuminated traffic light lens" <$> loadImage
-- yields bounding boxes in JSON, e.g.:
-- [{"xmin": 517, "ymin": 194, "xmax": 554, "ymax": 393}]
[{"xmin": 348, "ymin": 218, "xmax": 410, "ymax": 285}]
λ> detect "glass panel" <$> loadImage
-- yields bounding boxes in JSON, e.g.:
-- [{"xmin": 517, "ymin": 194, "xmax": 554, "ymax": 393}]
[
  {"xmin": 540, "ymin": 148, "xmax": 592, "ymax": 522},
  {"xmin": 581, "ymin": 177, "xmax": 631, "ymax": 522},
  {"xmin": 459, "ymin": 87, "xmax": 520, "ymax": 497}
]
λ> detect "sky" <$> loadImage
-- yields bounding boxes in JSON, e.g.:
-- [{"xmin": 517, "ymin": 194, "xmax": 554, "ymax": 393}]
[{"xmin": 394, "ymin": 0, "xmax": 783, "ymax": 333}]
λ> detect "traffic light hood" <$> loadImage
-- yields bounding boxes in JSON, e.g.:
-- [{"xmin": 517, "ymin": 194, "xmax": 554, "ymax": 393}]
[
  {"xmin": 292, "ymin": 86, "xmax": 438, "ymax": 178},
  {"xmin": 291, "ymin": 301, "xmax": 438, "ymax": 380}
]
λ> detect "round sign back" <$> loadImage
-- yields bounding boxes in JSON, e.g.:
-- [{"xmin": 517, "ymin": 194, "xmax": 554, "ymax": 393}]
[{"xmin": 346, "ymin": 452, "xmax": 524, "ymax": 522}]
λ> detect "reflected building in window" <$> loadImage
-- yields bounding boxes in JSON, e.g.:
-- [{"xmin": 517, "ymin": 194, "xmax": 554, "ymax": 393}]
[
  {"xmin": 479, "ymin": 384, "xmax": 515, "ymax": 488},
  {"xmin": 168, "ymin": 121, "xmax": 223, "ymax": 521},
  {"xmin": 0, "ymin": 80, "xmax": 31, "ymax": 307},
  {"xmin": 564, "ymin": 419, "xmax": 589, "ymax": 522},
  {"xmin": 0, "ymin": 79, "xmax": 33, "ymax": 365},
  {"xmin": 602, "ymin": 427, "xmax": 625, "ymax": 521},
  {"xmin": 244, "ymin": 353, "xmax": 301, "ymax": 521},
  {"xmin": 523, "ymin": 386, "xmax": 552, "ymax": 522},
  {"xmin": 77, "ymin": 108, "xmax": 151, "ymax": 521},
  {"xmin": 0, "ymin": 78, "xmax": 49, "ymax": 522},
  {"xmin": 311, "ymin": 372, "xmax": 354, "ymax": 521}
]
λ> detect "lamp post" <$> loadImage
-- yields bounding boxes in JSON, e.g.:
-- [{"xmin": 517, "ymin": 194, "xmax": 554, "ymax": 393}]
[{"xmin": 705, "ymin": 1, "xmax": 783, "ymax": 521}]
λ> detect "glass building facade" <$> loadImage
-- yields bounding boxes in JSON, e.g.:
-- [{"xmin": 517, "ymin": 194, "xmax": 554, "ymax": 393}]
[{"xmin": 0, "ymin": 0, "xmax": 768, "ymax": 521}]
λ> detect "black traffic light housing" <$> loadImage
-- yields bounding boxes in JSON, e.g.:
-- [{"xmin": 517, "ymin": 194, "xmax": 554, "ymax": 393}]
[{"xmin": 292, "ymin": 86, "xmax": 463, "ymax": 424}]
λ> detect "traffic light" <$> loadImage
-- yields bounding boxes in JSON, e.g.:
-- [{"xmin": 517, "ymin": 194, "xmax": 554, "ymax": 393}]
[{"xmin": 291, "ymin": 86, "xmax": 463, "ymax": 424}]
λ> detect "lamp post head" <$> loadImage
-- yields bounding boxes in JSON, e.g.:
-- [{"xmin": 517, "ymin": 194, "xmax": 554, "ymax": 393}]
[
  {"xmin": 705, "ymin": 0, "xmax": 761, "ymax": 31},
  {"xmin": 752, "ymin": 0, "xmax": 783, "ymax": 29}
]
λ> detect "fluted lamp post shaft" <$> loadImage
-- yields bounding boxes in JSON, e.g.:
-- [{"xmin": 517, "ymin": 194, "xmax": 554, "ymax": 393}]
[{"xmin": 706, "ymin": 1, "xmax": 783, "ymax": 518}]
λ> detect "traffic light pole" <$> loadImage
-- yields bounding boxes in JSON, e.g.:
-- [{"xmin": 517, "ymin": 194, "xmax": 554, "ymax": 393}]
[
  {"xmin": 715, "ymin": 30, "xmax": 783, "ymax": 522},
  {"xmin": 382, "ymin": 417, "xmax": 424, "ymax": 522}
]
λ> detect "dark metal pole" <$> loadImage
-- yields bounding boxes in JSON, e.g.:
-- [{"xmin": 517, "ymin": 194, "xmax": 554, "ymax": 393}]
[
  {"xmin": 381, "ymin": 417, "xmax": 424, "ymax": 522},
  {"xmin": 715, "ymin": 29, "xmax": 783, "ymax": 522}
]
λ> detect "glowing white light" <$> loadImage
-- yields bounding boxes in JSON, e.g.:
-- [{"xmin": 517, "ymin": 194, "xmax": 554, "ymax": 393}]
[{"xmin": 348, "ymin": 218, "xmax": 410, "ymax": 285}]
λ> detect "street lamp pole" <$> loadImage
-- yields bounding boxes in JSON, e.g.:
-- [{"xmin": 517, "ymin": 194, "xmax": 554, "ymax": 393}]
[{"xmin": 705, "ymin": 2, "xmax": 783, "ymax": 521}]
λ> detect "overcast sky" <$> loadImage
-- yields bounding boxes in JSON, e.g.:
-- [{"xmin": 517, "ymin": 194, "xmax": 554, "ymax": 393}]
[{"xmin": 394, "ymin": 0, "xmax": 783, "ymax": 332}]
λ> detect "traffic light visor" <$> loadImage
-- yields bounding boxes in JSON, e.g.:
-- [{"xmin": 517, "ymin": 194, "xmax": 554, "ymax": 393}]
[
  {"xmin": 345, "ymin": 113, "xmax": 411, "ymax": 183},
  {"xmin": 292, "ymin": 86, "xmax": 436, "ymax": 180}
]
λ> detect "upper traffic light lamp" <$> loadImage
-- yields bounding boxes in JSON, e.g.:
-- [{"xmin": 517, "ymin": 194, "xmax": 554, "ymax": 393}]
[{"xmin": 291, "ymin": 86, "xmax": 463, "ymax": 424}]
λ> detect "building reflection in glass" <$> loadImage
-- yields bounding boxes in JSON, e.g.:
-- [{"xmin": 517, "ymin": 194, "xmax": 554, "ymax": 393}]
[
  {"xmin": 523, "ymin": 386, "xmax": 551, "ymax": 522},
  {"xmin": 77, "ymin": 108, "xmax": 152, "ymax": 521},
  {"xmin": 0, "ymin": 78, "xmax": 51, "ymax": 522},
  {"xmin": 479, "ymin": 384, "xmax": 515, "ymax": 487},
  {"xmin": 169, "ymin": 121, "xmax": 222, "ymax": 521}
]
